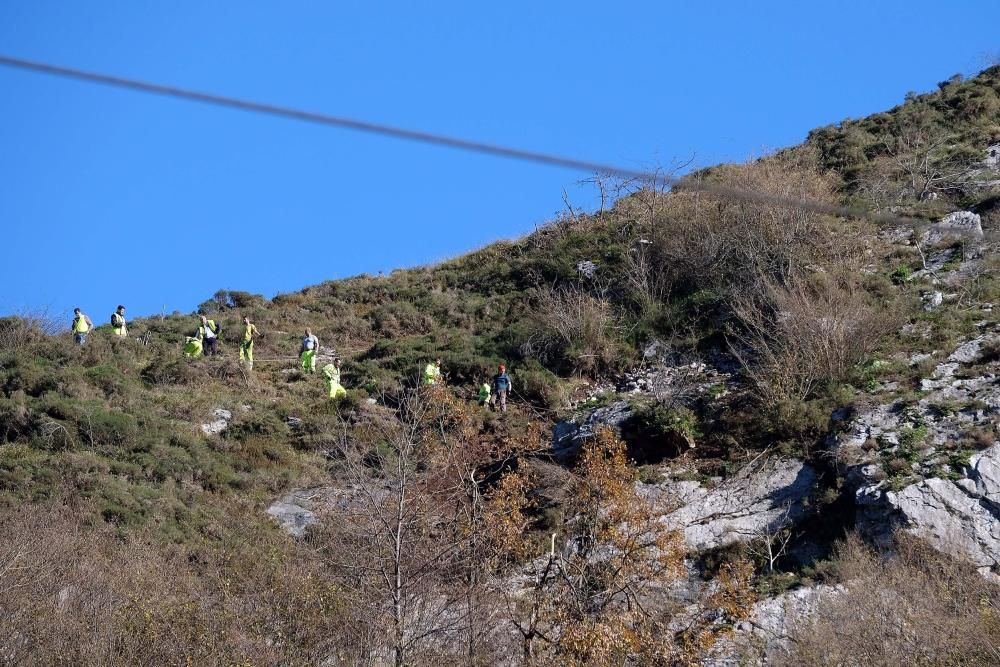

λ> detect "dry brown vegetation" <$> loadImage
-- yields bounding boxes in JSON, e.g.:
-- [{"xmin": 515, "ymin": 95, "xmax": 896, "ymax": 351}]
[
  {"xmin": 783, "ymin": 534, "xmax": 1000, "ymax": 666},
  {"xmin": 730, "ymin": 274, "xmax": 895, "ymax": 404},
  {"xmin": 0, "ymin": 503, "xmax": 344, "ymax": 665},
  {"xmin": 536, "ymin": 287, "xmax": 623, "ymax": 375}
]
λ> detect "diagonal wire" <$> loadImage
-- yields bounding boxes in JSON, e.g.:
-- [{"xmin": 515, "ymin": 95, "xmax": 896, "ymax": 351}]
[{"xmin": 0, "ymin": 53, "xmax": 927, "ymax": 226}]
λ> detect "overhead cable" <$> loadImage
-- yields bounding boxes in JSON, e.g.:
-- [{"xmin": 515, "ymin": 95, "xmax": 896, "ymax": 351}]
[{"xmin": 0, "ymin": 54, "xmax": 927, "ymax": 225}]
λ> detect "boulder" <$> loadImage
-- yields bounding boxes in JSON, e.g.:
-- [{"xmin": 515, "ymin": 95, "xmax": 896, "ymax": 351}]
[
  {"xmin": 552, "ymin": 400, "xmax": 633, "ymax": 459},
  {"xmin": 267, "ymin": 487, "xmax": 324, "ymax": 537},
  {"xmin": 923, "ymin": 211, "xmax": 983, "ymax": 246},
  {"xmin": 985, "ymin": 143, "xmax": 1000, "ymax": 169},
  {"xmin": 575, "ymin": 260, "xmax": 597, "ymax": 279},
  {"xmin": 200, "ymin": 408, "xmax": 232, "ymax": 435},
  {"xmin": 641, "ymin": 458, "xmax": 818, "ymax": 552},
  {"xmin": 923, "ymin": 291, "xmax": 943, "ymax": 311}
]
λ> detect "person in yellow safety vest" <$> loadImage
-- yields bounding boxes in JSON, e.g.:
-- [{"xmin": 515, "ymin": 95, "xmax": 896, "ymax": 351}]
[
  {"xmin": 183, "ymin": 336, "xmax": 203, "ymax": 357},
  {"xmin": 300, "ymin": 328, "xmax": 319, "ymax": 374},
  {"xmin": 323, "ymin": 358, "xmax": 347, "ymax": 399},
  {"xmin": 71, "ymin": 308, "xmax": 93, "ymax": 346},
  {"xmin": 198, "ymin": 316, "xmax": 221, "ymax": 356},
  {"xmin": 240, "ymin": 316, "xmax": 259, "ymax": 369},
  {"xmin": 111, "ymin": 305, "xmax": 128, "ymax": 338},
  {"xmin": 478, "ymin": 380, "xmax": 491, "ymax": 407},
  {"xmin": 423, "ymin": 358, "xmax": 442, "ymax": 386}
]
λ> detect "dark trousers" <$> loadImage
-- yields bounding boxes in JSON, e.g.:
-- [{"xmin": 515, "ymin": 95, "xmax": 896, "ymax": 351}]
[{"xmin": 204, "ymin": 337, "xmax": 218, "ymax": 356}]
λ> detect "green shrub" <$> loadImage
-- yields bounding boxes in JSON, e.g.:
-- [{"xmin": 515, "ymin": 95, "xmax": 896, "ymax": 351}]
[
  {"xmin": 142, "ymin": 356, "xmax": 199, "ymax": 385},
  {"xmin": 891, "ymin": 266, "xmax": 912, "ymax": 285}
]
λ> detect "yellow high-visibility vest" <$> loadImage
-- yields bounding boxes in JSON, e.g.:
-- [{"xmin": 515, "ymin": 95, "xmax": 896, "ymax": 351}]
[
  {"xmin": 73, "ymin": 315, "xmax": 90, "ymax": 333},
  {"xmin": 112, "ymin": 313, "xmax": 127, "ymax": 337},
  {"xmin": 197, "ymin": 320, "xmax": 218, "ymax": 340}
]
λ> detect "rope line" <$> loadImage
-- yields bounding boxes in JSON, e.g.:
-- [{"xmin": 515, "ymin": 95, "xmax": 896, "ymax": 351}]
[{"xmin": 0, "ymin": 54, "xmax": 929, "ymax": 226}]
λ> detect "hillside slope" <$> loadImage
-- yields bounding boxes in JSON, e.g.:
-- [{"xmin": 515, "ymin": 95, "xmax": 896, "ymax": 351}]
[{"xmin": 1, "ymin": 65, "xmax": 999, "ymax": 665}]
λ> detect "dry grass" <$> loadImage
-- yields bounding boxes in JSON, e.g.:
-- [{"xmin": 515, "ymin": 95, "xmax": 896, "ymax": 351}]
[
  {"xmin": 781, "ymin": 533, "xmax": 1000, "ymax": 666},
  {"xmin": 0, "ymin": 503, "xmax": 346, "ymax": 665},
  {"xmin": 730, "ymin": 274, "xmax": 896, "ymax": 403}
]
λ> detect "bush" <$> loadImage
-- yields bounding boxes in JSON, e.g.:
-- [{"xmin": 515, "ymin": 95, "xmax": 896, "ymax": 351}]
[
  {"xmin": 514, "ymin": 362, "xmax": 567, "ymax": 410},
  {"xmin": 782, "ymin": 533, "xmax": 1000, "ymax": 666},
  {"xmin": 730, "ymin": 275, "xmax": 895, "ymax": 405},
  {"xmin": 141, "ymin": 356, "xmax": 199, "ymax": 385},
  {"xmin": 536, "ymin": 286, "xmax": 622, "ymax": 375},
  {"xmin": 198, "ymin": 289, "xmax": 267, "ymax": 314}
]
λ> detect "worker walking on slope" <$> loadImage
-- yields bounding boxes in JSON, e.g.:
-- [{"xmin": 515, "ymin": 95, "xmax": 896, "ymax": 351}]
[
  {"xmin": 198, "ymin": 315, "xmax": 221, "ymax": 356},
  {"xmin": 492, "ymin": 364, "xmax": 512, "ymax": 413},
  {"xmin": 323, "ymin": 358, "xmax": 347, "ymax": 399},
  {"xmin": 71, "ymin": 308, "xmax": 93, "ymax": 346},
  {"xmin": 240, "ymin": 316, "xmax": 259, "ymax": 368},
  {"xmin": 478, "ymin": 379, "xmax": 491, "ymax": 407},
  {"xmin": 300, "ymin": 328, "xmax": 319, "ymax": 374},
  {"xmin": 111, "ymin": 305, "xmax": 127, "ymax": 338},
  {"xmin": 423, "ymin": 358, "xmax": 442, "ymax": 386}
]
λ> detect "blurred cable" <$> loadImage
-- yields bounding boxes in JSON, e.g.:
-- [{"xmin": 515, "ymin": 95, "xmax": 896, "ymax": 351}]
[{"xmin": 0, "ymin": 54, "xmax": 927, "ymax": 225}]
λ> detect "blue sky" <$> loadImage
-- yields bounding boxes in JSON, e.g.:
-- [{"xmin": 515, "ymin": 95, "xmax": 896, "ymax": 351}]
[{"xmin": 2, "ymin": 1, "xmax": 998, "ymax": 320}]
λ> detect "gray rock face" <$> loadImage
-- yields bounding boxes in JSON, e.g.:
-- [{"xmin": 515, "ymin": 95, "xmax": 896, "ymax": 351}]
[
  {"xmin": 640, "ymin": 458, "xmax": 818, "ymax": 552},
  {"xmin": 924, "ymin": 211, "xmax": 984, "ymax": 246},
  {"xmin": 858, "ymin": 446, "xmax": 1000, "ymax": 576},
  {"xmin": 724, "ymin": 584, "xmax": 845, "ymax": 665},
  {"xmin": 701, "ymin": 584, "xmax": 845, "ymax": 666},
  {"xmin": 267, "ymin": 487, "xmax": 324, "ymax": 537},
  {"xmin": 552, "ymin": 400, "xmax": 633, "ymax": 459},
  {"xmin": 948, "ymin": 335, "xmax": 992, "ymax": 364},
  {"xmin": 835, "ymin": 328, "xmax": 1000, "ymax": 575},
  {"xmin": 834, "ymin": 332, "xmax": 998, "ymax": 466},
  {"xmin": 200, "ymin": 408, "xmax": 232, "ymax": 435}
]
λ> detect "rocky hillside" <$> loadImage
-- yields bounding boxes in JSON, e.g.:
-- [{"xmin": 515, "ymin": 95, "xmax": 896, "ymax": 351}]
[{"xmin": 1, "ymin": 66, "xmax": 999, "ymax": 665}]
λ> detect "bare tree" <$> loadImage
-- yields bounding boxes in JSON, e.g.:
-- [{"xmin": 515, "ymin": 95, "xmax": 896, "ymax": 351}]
[
  {"xmin": 889, "ymin": 130, "xmax": 980, "ymax": 201},
  {"xmin": 316, "ymin": 387, "xmax": 506, "ymax": 665},
  {"xmin": 742, "ymin": 504, "xmax": 795, "ymax": 574}
]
